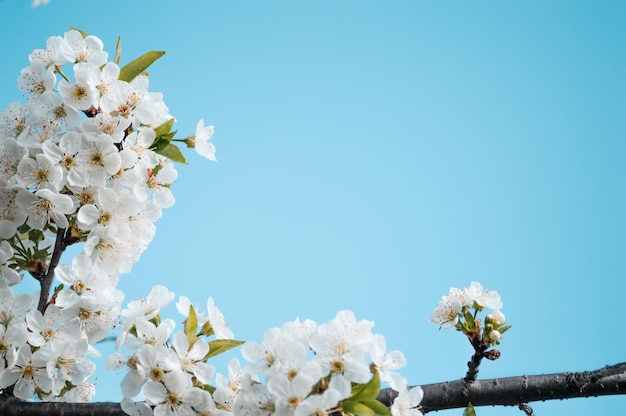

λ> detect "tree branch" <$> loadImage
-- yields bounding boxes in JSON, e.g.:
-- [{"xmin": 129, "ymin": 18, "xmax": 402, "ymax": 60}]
[
  {"xmin": 36, "ymin": 227, "xmax": 67, "ymax": 313},
  {"xmin": 377, "ymin": 362, "xmax": 626, "ymax": 413},
  {"xmin": 2, "ymin": 363, "xmax": 625, "ymax": 415}
]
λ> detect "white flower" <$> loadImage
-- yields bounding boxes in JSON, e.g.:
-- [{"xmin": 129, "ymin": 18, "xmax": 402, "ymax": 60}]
[
  {"xmin": 214, "ymin": 358, "xmax": 253, "ymax": 409},
  {"xmin": 310, "ymin": 310, "xmax": 374, "ymax": 388},
  {"xmin": 80, "ymin": 111, "xmax": 132, "ymax": 143},
  {"xmin": 62, "ymin": 30, "xmax": 108, "ymax": 66},
  {"xmin": 80, "ymin": 133, "xmax": 122, "ymax": 187},
  {"xmin": 17, "ymin": 61, "xmax": 56, "ymax": 97},
  {"xmin": 16, "ymin": 187, "xmax": 74, "ymax": 229},
  {"xmin": 371, "ymin": 334, "xmax": 408, "ymax": 392},
  {"xmin": 0, "ymin": 241, "xmax": 21, "ymax": 286},
  {"xmin": 133, "ymin": 163, "xmax": 177, "ymax": 208},
  {"xmin": 83, "ymin": 226, "xmax": 133, "ymax": 274},
  {"xmin": 16, "ymin": 153, "xmax": 63, "ymax": 190},
  {"xmin": 124, "ymin": 285, "xmax": 176, "ymax": 322},
  {"xmin": 0, "ymin": 186, "xmax": 27, "ymax": 240},
  {"xmin": 25, "ymin": 305, "xmax": 75, "ymax": 347},
  {"xmin": 0, "ymin": 103, "xmax": 27, "ymax": 139},
  {"xmin": 133, "ymin": 91, "xmax": 169, "ymax": 128},
  {"xmin": 0, "ymin": 134, "xmax": 28, "ymax": 184},
  {"xmin": 390, "ymin": 386, "xmax": 423, "ymax": 416},
  {"xmin": 464, "ymin": 281, "xmax": 502, "ymax": 310},
  {"xmin": 43, "ymin": 132, "xmax": 88, "ymax": 188},
  {"xmin": 42, "ymin": 339, "xmax": 95, "ymax": 396},
  {"xmin": 0, "ymin": 344, "xmax": 52, "ymax": 400},
  {"xmin": 144, "ymin": 371, "xmax": 202, "ymax": 416},
  {"xmin": 267, "ymin": 371, "xmax": 319, "ymax": 415},
  {"xmin": 77, "ymin": 187, "xmax": 137, "ymax": 239},
  {"xmin": 55, "ymin": 254, "xmax": 113, "ymax": 307},
  {"xmin": 27, "ymin": 90, "xmax": 81, "ymax": 130},
  {"xmin": 29, "ymin": 34, "xmax": 71, "ymax": 67},
  {"xmin": 194, "ymin": 119, "xmax": 216, "ymax": 161},
  {"xmin": 58, "ymin": 63, "xmax": 100, "ymax": 111},
  {"xmin": 429, "ymin": 291, "xmax": 463, "ymax": 329},
  {"xmin": 136, "ymin": 343, "xmax": 170, "ymax": 383},
  {"xmin": 295, "ymin": 388, "xmax": 342, "ymax": 416},
  {"xmin": 165, "ymin": 331, "xmax": 214, "ymax": 384},
  {"xmin": 207, "ymin": 297, "xmax": 234, "ymax": 340},
  {"xmin": 0, "ymin": 319, "xmax": 29, "ymax": 362}
]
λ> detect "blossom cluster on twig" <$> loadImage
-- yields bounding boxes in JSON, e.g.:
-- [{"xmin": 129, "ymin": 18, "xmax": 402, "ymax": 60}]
[{"xmin": 0, "ymin": 29, "xmax": 215, "ymax": 404}]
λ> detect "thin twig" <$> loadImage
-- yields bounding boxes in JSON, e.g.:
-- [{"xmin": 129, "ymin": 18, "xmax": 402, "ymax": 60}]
[
  {"xmin": 518, "ymin": 403, "xmax": 534, "ymax": 416},
  {"xmin": 36, "ymin": 227, "xmax": 67, "ymax": 313}
]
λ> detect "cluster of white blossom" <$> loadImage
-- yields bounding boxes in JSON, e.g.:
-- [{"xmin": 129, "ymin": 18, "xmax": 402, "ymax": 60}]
[
  {"xmin": 0, "ymin": 29, "xmax": 215, "ymax": 403},
  {"xmin": 430, "ymin": 282, "xmax": 508, "ymax": 344},
  {"xmin": 229, "ymin": 310, "xmax": 423, "ymax": 416},
  {"xmin": 106, "ymin": 285, "xmax": 240, "ymax": 416},
  {"xmin": 109, "ymin": 296, "xmax": 423, "ymax": 416}
]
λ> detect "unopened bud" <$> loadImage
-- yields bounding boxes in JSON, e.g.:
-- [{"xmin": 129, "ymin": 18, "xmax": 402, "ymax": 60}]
[
  {"xmin": 485, "ymin": 349, "xmax": 501, "ymax": 360},
  {"xmin": 489, "ymin": 329, "xmax": 501, "ymax": 341}
]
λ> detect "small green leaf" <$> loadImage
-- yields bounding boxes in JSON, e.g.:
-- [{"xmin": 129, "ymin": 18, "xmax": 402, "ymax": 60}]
[
  {"xmin": 69, "ymin": 27, "xmax": 88, "ymax": 38},
  {"xmin": 154, "ymin": 118, "xmax": 176, "ymax": 138},
  {"xmin": 351, "ymin": 369, "xmax": 381, "ymax": 401},
  {"xmin": 119, "ymin": 50, "xmax": 166, "ymax": 82},
  {"xmin": 199, "ymin": 320, "xmax": 215, "ymax": 337},
  {"xmin": 150, "ymin": 131, "xmax": 177, "ymax": 152},
  {"xmin": 154, "ymin": 143, "xmax": 187, "ymax": 164},
  {"xmin": 342, "ymin": 400, "xmax": 375, "ymax": 415},
  {"xmin": 342, "ymin": 399, "xmax": 391, "ymax": 416},
  {"xmin": 464, "ymin": 311, "xmax": 475, "ymax": 331},
  {"xmin": 114, "ymin": 37, "xmax": 122, "ymax": 65},
  {"xmin": 202, "ymin": 384, "xmax": 216, "ymax": 394},
  {"xmin": 463, "ymin": 402, "xmax": 476, "ymax": 416},
  {"xmin": 184, "ymin": 305, "xmax": 198, "ymax": 347},
  {"xmin": 360, "ymin": 400, "xmax": 392, "ymax": 416},
  {"xmin": 498, "ymin": 325, "xmax": 512, "ymax": 334},
  {"xmin": 205, "ymin": 339, "xmax": 244, "ymax": 360}
]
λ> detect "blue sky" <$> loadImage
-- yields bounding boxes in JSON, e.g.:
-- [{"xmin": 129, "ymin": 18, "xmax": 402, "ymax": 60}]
[{"xmin": 1, "ymin": 1, "xmax": 625, "ymax": 415}]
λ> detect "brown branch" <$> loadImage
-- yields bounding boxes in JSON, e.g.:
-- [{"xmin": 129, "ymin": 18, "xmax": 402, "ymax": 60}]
[
  {"xmin": 2, "ymin": 363, "xmax": 625, "ymax": 415},
  {"xmin": 377, "ymin": 362, "xmax": 626, "ymax": 413},
  {"xmin": 36, "ymin": 227, "xmax": 67, "ymax": 313},
  {"xmin": 0, "ymin": 396, "xmax": 125, "ymax": 416}
]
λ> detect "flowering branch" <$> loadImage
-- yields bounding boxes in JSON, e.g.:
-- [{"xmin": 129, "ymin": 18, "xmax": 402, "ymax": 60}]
[{"xmin": 2, "ymin": 363, "xmax": 625, "ymax": 415}]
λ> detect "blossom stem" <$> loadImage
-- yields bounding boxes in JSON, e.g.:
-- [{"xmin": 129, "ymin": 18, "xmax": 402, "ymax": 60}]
[{"xmin": 36, "ymin": 226, "xmax": 67, "ymax": 313}]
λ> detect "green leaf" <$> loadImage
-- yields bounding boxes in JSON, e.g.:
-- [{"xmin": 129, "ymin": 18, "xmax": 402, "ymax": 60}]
[
  {"xmin": 205, "ymin": 339, "xmax": 244, "ymax": 360},
  {"xmin": 199, "ymin": 320, "xmax": 215, "ymax": 337},
  {"xmin": 154, "ymin": 118, "xmax": 176, "ymax": 138},
  {"xmin": 154, "ymin": 143, "xmax": 187, "ymax": 164},
  {"xmin": 360, "ymin": 400, "xmax": 392, "ymax": 416},
  {"xmin": 343, "ymin": 399, "xmax": 391, "ymax": 416},
  {"xmin": 342, "ymin": 400, "xmax": 375, "ymax": 415},
  {"xmin": 69, "ymin": 26, "xmax": 88, "ymax": 38},
  {"xmin": 184, "ymin": 305, "xmax": 198, "ymax": 347},
  {"xmin": 498, "ymin": 325, "xmax": 512, "ymax": 334},
  {"xmin": 202, "ymin": 384, "xmax": 216, "ymax": 394},
  {"xmin": 119, "ymin": 50, "xmax": 166, "ymax": 82},
  {"xmin": 463, "ymin": 402, "xmax": 476, "ymax": 416},
  {"xmin": 150, "ymin": 131, "xmax": 177, "ymax": 152},
  {"xmin": 114, "ymin": 37, "xmax": 122, "ymax": 65},
  {"xmin": 464, "ymin": 311, "xmax": 475, "ymax": 331},
  {"xmin": 351, "ymin": 369, "xmax": 381, "ymax": 401}
]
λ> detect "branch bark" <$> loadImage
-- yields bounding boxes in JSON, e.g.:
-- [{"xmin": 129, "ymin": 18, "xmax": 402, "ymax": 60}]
[
  {"xmin": 1, "ymin": 363, "xmax": 625, "ymax": 415},
  {"xmin": 378, "ymin": 362, "xmax": 626, "ymax": 413}
]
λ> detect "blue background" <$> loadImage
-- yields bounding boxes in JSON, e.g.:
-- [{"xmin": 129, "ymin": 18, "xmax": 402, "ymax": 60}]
[{"xmin": 1, "ymin": 1, "xmax": 625, "ymax": 415}]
